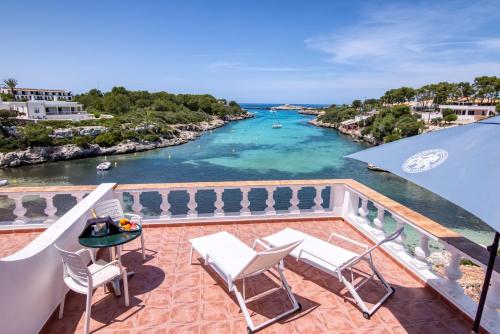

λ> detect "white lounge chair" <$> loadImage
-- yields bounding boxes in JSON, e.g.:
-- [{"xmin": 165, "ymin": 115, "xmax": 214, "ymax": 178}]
[
  {"xmin": 93, "ymin": 198, "xmax": 146, "ymax": 260},
  {"xmin": 189, "ymin": 231, "xmax": 303, "ymax": 333},
  {"xmin": 55, "ymin": 245, "xmax": 130, "ymax": 334},
  {"xmin": 263, "ymin": 227, "xmax": 403, "ymax": 319}
]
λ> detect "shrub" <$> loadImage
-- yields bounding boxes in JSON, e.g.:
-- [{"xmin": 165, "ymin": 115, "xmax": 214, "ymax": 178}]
[
  {"xmin": 94, "ymin": 131, "xmax": 122, "ymax": 147},
  {"xmin": 72, "ymin": 136, "xmax": 92, "ymax": 148}
]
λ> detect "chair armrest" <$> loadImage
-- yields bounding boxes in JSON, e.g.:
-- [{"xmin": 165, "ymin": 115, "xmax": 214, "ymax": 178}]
[
  {"xmin": 253, "ymin": 239, "xmax": 271, "ymax": 250},
  {"xmin": 205, "ymin": 252, "xmax": 232, "ymax": 284},
  {"xmin": 328, "ymin": 232, "xmax": 368, "ymax": 249},
  {"xmin": 90, "ymin": 260, "xmax": 122, "ymax": 276},
  {"xmin": 76, "ymin": 248, "xmax": 96, "ymax": 263}
]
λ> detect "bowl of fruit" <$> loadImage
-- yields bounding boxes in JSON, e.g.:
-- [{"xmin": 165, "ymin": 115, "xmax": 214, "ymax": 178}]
[{"xmin": 118, "ymin": 218, "xmax": 140, "ymax": 232}]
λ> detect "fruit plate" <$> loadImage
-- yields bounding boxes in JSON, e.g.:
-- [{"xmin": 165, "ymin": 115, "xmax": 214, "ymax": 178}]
[{"xmin": 120, "ymin": 224, "xmax": 141, "ymax": 232}]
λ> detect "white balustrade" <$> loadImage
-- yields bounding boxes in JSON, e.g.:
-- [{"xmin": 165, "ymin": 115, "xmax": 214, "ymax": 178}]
[
  {"xmin": 159, "ymin": 190, "xmax": 171, "ymax": 218},
  {"xmin": 357, "ymin": 197, "xmax": 368, "ymax": 224},
  {"xmin": 313, "ymin": 186, "xmax": 325, "ymax": 213},
  {"xmin": 441, "ymin": 248, "xmax": 464, "ymax": 297},
  {"xmin": 240, "ymin": 187, "xmax": 251, "ymax": 216},
  {"xmin": 265, "ymin": 186, "xmax": 276, "ymax": 214},
  {"xmin": 214, "ymin": 188, "xmax": 224, "ymax": 216},
  {"xmin": 390, "ymin": 215, "xmax": 407, "ymax": 252},
  {"xmin": 412, "ymin": 234, "xmax": 431, "ymax": 269},
  {"xmin": 41, "ymin": 194, "xmax": 58, "ymax": 223},
  {"xmin": 130, "ymin": 191, "xmax": 143, "ymax": 215},
  {"xmin": 372, "ymin": 204, "xmax": 386, "ymax": 237},
  {"xmin": 187, "ymin": 189, "xmax": 197, "ymax": 218},
  {"xmin": 11, "ymin": 195, "xmax": 27, "ymax": 224},
  {"xmin": 289, "ymin": 186, "xmax": 300, "ymax": 214}
]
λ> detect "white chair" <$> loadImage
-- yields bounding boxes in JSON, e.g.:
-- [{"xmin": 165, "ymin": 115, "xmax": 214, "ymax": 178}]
[
  {"xmin": 189, "ymin": 231, "xmax": 303, "ymax": 334},
  {"xmin": 263, "ymin": 227, "xmax": 403, "ymax": 319},
  {"xmin": 93, "ymin": 198, "xmax": 146, "ymax": 260},
  {"xmin": 55, "ymin": 245, "xmax": 130, "ymax": 334}
]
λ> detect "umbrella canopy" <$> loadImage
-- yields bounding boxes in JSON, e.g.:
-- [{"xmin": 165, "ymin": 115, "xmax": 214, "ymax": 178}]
[
  {"xmin": 346, "ymin": 115, "xmax": 500, "ymax": 333},
  {"xmin": 347, "ymin": 116, "xmax": 500, "ymax": 232}
]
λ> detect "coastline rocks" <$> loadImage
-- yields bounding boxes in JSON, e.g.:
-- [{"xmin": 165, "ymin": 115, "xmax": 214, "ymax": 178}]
[
  {"xmin": 308, "ymin": 117, "xmax": 379, "ymax": 145},
  {"xmin": 0, "ymin": 114, "xmax": 253, "ymax": 168},
  {"xmin": 50, "ymin": 126, "xmax": 108, "ymax": 139}
]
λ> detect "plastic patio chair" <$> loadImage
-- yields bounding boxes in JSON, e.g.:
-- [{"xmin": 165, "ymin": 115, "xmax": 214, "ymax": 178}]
[
  {"xmin": 93, "ymin": 198, "xmax": 146, "ymax": 260},
  {"xmin": 54, "ymin": 245, "xmax": 129, "ymax": 334}
]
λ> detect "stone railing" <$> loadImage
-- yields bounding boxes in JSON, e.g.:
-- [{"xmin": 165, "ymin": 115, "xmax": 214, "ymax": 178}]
[
  {"xmin": 0, "ymin": 179, "xmax": 498, "ymax": 332},
  {"xmin": 337, "ymin": 181, "xmax": 499, "ymax": 333},
  {"xmin": 0, "ymin": 185, "xmax": 96, "ymax": 229}
]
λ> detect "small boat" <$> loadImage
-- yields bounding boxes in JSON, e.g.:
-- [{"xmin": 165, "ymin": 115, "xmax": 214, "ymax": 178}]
[
  {"xmin": 96, "ymin": 161, "xmax": 112, "ymax": 171},
  {"xmin": 0, "ymin": 179, "xmax": 8, "ymax": 187},
  {"xmin": 272, "ymin": 123, "xmax": 282, "ymax": 129},
  {"xmin": 367, "ymin": 163, "xmax": 388, "ymax": 172}
]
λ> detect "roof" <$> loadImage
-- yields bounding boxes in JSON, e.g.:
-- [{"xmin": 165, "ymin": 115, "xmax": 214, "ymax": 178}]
[{"xmin": 4, "ymin": 88, "xmax": 70, "ymax": 93}]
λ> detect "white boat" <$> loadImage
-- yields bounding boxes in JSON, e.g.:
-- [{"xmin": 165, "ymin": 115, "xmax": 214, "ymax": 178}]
[
  {"xmin": 96, "ymin": 161, "xmax": 112, "ymax": 171},
  {"xmin": 367, "ymin": 163, "xmax": 388, "ymax": 172},
  {"xmin": 272, "ymin": 123, "xmax": 282, "ymax": 129},
  {"xmin": 0, "ymin": 179, "xmax": 8, "ymax": 187}
]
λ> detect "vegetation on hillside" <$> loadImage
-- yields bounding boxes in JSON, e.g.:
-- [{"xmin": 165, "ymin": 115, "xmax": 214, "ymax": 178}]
[
  {"xmin": 0, "ymin": 85, "xmax": 245, "ymax": 152},
  {"xmin": 318, "ymin": 75, "xmax": 499, "ymax": 143}
]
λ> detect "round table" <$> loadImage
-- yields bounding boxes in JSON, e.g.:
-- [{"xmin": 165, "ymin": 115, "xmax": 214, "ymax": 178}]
[{"xmin": 79, "ymin": 227, "xmax": 142, "ymax": 296}]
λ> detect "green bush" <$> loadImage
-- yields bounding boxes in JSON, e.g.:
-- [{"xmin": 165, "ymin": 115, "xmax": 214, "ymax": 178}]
[
  {"xmin": 94, "ymin": 131, "xmax": 122, "ymax": 147},
  {"xmin": 72, "ymin": 136, "xmax": 92, "ymax": 148}
]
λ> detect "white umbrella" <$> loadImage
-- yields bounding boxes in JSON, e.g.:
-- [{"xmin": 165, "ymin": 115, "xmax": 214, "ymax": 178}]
[{"xmin": 347, "ymin": 116, "xmax": 500, "ymax": 333}]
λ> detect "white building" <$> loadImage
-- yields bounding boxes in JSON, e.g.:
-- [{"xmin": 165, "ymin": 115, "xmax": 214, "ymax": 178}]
[
  {"xmin": 0, "ymin": 97, "xmax": 93, "ymax": 121},
  {"xmin": 438, "ymin": 104, "xmax": 497, "ymax": 122},
  {"xmin": 0, "ymin": 87, "xmax": 73, "ymax": 101}
]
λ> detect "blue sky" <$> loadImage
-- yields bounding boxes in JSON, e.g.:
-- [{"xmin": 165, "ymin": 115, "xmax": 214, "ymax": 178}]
[{"xmin": 2, "ymin": 0, "xmax": 500, "ymax": 103}]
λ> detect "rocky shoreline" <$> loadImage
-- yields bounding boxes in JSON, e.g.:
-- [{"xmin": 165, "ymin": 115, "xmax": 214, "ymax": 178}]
[
  {"xmin": 308, "ymin": 117, "xmax": 378, "ymax": 145},
  {"xmin": 0, "ymin": 113, "xmax": 253, "ymax": 168}
]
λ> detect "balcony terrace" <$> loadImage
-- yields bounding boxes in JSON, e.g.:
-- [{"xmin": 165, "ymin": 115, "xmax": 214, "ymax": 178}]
[{"xmin": 0, "ymin": 180, "xmax": 498, "ymax": 333}]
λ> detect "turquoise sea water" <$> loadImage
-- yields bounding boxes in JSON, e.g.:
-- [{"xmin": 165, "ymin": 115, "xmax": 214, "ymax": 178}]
[{"xmin": 0, "ymin": 104, "xmax": 494, "ymax": 245}]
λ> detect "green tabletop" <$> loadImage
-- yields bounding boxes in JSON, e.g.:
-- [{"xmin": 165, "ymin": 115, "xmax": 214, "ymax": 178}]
[{"xmin": 79, "ymin": 223, "xmax": 142, "ymax": 249}]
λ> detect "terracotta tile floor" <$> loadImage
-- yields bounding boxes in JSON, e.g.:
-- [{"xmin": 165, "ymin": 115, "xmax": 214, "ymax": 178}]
[
  {"xmin": 0, "ymin": 231, "xmax": 41, "ymax": 258},
  {"xmin": 36, "ymin": 219, "xmax": 470, "ymax": 334}
]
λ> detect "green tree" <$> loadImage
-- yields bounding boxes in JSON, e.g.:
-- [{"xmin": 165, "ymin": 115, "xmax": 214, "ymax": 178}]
[
  {"xmin": 352, "ymin": 100, "xmax": 362, "ymax": 109},
  {"xmin": 2, "ymin": 78, "xmax": 18, "ymax": 100}
]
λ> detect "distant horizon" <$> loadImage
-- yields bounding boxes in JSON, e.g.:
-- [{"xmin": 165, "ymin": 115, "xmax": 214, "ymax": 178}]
[{"xmin": 2, "ymin": 0, "xmax": 499, "ymax": 104}]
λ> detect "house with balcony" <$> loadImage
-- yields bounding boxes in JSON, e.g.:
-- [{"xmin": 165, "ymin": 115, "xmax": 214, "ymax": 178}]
[
  {"xmin": 0, "ymin": 180, "xmax": 498, "ymax": 334},
  {"xmin": 0, "ymin": 87, "xmax": 73, "ymax": 101},
  {"xmin": 438, "ymin": 104, "xmax": 497, "ymax": 123},
  {"xmin": 0, "ymin": 96, "xmax": 93, "ymax": 121}
]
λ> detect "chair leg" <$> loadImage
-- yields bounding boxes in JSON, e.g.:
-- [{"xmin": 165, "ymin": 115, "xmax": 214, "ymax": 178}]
[
  {"xmin": 140, "ymin": 233, "xmax": 146, "ymax": 260},
  {"xmin": 84, "ymin": 293, "xmax": 92, "ymax": 334},
  {"xmin": 58, "ymin": 291, "xmax": 66, "ymax": 319},
  {"xmin": 122, "ymin": 270, "xmax": 130, "ymax": 307}
]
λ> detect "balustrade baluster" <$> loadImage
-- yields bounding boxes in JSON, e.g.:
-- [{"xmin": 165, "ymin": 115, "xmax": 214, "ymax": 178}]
[
  {"xmin": 11, "ymin": 195, "xmax": 27, "ymax": 224},
  {"xmin": 214, "ymin": 188, "xmax": 224, "ymax": 216},
  {"xmin": 265, "ymin": 186, "xmax": 276, "ymax": 214},
  {"xmin": 441, "ymin": 248, "xmax": 463, "ymax": 297},
  {"xmin": 412, "ymin": 234, "xmax": 431, "ymax": 268},
  {"xmin": 390, "ymin": 216, "xmax": 407, "ymax": 252},
  {"xmin": 240, "ymin": 187, "xmax": 251, "ymax": 216},
  {"xmin": 373, "ymin": 204, "xmax": 385, "ymax": 237},
  {"xmin": 187, "ymin": 189, "xmax": 198, "ymax": 218},
  {"xmin": 159, "ymin": 190, "xmax": 171, "ymax": 218},
  {"xmin": 313, "ymin": 186, "xmax": 325, "ymax": 213},
  {"xmin": 42, "ymin": 194, "xmax": 58, "ymax": 223},
  {"xmin": 130, "ymin": 191, "xmax": 143, "ymax": 216},
  {"xmin": 289, "ymin": 186, "xmax": 300, "ymax": 214},
  {"xmin": 357, "ymin": 197, "xmax": 368, "ymax": 224}
]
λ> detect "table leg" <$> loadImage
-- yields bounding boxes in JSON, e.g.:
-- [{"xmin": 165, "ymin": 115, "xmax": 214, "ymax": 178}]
[{"xmin": 110, "ymin": 245, "xmax": 134, "ymax": 297}]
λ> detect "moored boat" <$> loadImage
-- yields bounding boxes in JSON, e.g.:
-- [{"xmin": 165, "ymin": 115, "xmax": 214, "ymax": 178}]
[
  {"xmin": 96, "ymin": 161, "xmax": 112, "ymax": 171},
  {"xmin": 367, "ymin": 163, "xmax": 388, "ymax": 172}
]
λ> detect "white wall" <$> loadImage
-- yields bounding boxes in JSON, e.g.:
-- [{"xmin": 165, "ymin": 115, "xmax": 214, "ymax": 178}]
[{"xmin": 0, "ymin": 183, "xmax": 116, "ymax": 334}]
